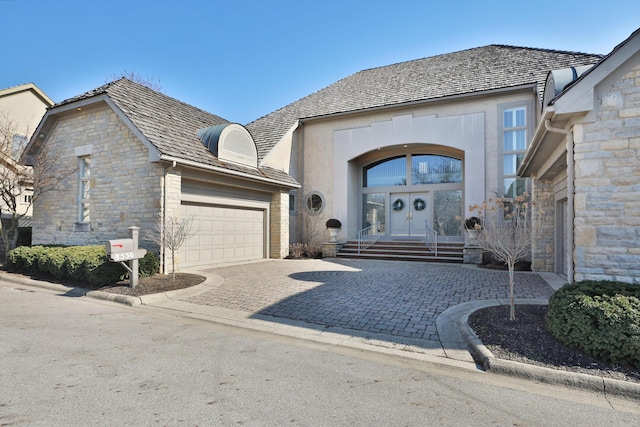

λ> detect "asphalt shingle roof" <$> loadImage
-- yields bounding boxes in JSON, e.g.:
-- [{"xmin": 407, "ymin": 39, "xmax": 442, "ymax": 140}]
[
  {"xmin": 54, "ymin": 78, "xmax": 298, "ymax": 187},
  {"xmin": 246, "ymin": 44, "xmax": 603, "ymax": 160}
]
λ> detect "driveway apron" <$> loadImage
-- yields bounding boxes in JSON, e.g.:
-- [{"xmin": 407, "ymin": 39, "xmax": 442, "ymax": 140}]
[{"xmin": 185, "ymin": 259, "xmax": 554, "ymax": 343}]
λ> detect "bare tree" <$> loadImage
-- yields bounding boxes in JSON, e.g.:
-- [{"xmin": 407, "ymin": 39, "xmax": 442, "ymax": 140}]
[
  {"xmin": 106, "ymin": 71, "xmax": 162, "ymax": 92},
  {"xmin": 467, "ymin": 192, "xmax": 547, "ymax": 320},
  {"xmin": 0, "ymin": 112, "xmax": 75, "ymax": 257},
  {"xmin": 147, "ymin": 216, "xmax": 197, "ymax": 280}
]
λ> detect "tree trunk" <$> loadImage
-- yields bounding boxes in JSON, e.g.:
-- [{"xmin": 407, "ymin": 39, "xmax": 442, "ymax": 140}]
[
  {"xmin": 508, "ymin": 262, "xmax": 516, "ymax": 321},
  {"xmin": 171, "ymin": 248, "xmax": 176, "ymax": 281}
]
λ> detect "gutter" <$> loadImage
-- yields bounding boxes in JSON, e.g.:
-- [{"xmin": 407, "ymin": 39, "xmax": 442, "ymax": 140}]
[
  {"xmin": 544, "ymin": 120, "xmax": 575, "ymax": 283},
  {"xmin": 299, "ymin": 83, "xmax": 539, "ymax": 123},
  {"xmin": 159, "ymin": 155, "xmax": 300, "ymax": 189}
]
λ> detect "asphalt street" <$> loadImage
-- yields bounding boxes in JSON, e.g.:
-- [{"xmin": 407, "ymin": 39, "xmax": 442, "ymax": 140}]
[{"xmin": 2, "ymin": 281, "xmax": 639, "ymax": 426}]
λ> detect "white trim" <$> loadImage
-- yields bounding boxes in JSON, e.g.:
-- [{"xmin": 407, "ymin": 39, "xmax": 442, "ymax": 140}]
[
  {"xmin": 180, "ymin": 193, "xmax": 270, "ymax": 210},
  {"xmin": 160, "ymin": 155, "xmax": 300, "ymax": 189}
]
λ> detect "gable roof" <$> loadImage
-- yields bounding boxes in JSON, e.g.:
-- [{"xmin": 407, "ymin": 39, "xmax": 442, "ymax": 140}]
[
  {"xmin": 0, "ymin": 83, "xmax": 54, "ymax": 107},
  {"xmin": 247, "ymin": 45, "xmax": 603, "ymax": 160},
  {"xmin": 35, "ymin": 78, "xmax": 298, "ymax": 188}
]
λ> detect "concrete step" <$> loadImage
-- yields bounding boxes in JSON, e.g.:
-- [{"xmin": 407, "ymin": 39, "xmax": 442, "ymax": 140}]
[{"xmin": 337, "ymin": 240, "xmax": 464, "ymax": 263}]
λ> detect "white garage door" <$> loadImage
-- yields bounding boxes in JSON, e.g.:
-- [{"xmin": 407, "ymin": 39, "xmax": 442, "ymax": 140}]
[{"xmin": 179, "ymin": 203, "xmax": 265, "ymax": 267}]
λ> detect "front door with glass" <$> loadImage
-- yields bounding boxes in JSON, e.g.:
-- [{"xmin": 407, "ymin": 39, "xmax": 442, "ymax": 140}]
[{"xmin": 389, "ymin": 192, "xmax": 429, "ymax": 237}]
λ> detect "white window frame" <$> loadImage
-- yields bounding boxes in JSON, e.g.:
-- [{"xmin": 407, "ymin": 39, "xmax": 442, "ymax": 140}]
[
  {"xmin": 499, "ymin": 102, "xmax": 533, "ymax": 197},
  {"xmin": 76, "ymin": 156, "xmax": 91, "ymax": 230}
]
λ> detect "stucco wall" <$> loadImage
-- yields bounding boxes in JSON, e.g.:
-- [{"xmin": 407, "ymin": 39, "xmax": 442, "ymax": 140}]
[
  {"xmin": 33, "ymin": 106, "xmax": 163, "ymax": 249},
  {"xmin": 293, "ymin": 92, "xmax": 536, "ymax": 242},
  {"xmin": 573, "ymin": 62, "xmax": 640, "ymax": 283},
  {"xmin": 0, "ymin": 88, "xmax": 50, "ymax": 138}
]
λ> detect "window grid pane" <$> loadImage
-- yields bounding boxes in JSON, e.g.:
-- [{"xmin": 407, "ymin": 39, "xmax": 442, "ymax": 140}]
[
  {"xmin": 502, "ymin": 106, "xmax": 528, "ymax": 197},
  {"xmin": 78, "ymin": 156, "xmax": 91, "ymax": 223},
  {"xmin": 362, "ymin": 193, "xmax": 386, "ymax": 234},
  {"xmin": 364, "ymin": 156, "xmax": 407, "ymax": 187},
  {"xmin": 411, "ymin": 155, "xmax": 462, "ymax": 184}
]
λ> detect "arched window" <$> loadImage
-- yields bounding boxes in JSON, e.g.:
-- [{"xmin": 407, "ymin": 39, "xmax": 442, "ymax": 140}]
[
  {"xmin": 411, "ymin": 155, "xmax": 462, "ymax": 184},
  {"xmin": 363, "ymin": 156, "xmax": 406, "ymax": 187}
]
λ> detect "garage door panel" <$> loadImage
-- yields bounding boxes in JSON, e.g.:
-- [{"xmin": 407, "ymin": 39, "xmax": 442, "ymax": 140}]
[{"xmin": 179, "ymin": 203, "xmax": 264, "ymax": 267}]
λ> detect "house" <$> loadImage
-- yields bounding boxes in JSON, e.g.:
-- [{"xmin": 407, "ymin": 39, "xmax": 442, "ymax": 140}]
[
  {"xmin": 246, "ymin": 45, "xmax": 601, "ymax": 253},
  {"xmin": 25, "ymin": 43, "xmax": 605, "ymax": 273},
  {"xmin": 520, "ymin": 28, "xmax": 640, "ymax": 283},
  {"xmin": 23, "ymin": 79, "xmax": 299, "ymax": 271},
  {"xmin": 0, "ymin": 83, "xmax": 54, "ymax": 220}
]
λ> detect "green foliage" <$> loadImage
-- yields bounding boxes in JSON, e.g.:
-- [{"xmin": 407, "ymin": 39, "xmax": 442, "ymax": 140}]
[
  {"xmin": 546, "ymin": 281, "xmax": 640, "ymax": 368},
  {"xmin": 6, "ymin": 245, "xmax": 46, "ymax": 270},
  {"xmin": 139, "ymin": 251, "xmax": 160, "ymax": 278},
  {"xmin": 6, "ymin": 245, "xmax": 159, "ymax": 287}
]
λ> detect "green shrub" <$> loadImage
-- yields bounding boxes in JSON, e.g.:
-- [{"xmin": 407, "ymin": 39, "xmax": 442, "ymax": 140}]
[
  {"xmin": 546, "ymin": 281, "xmax": 640, "ymax": 368},
  {"xmin": 139, "ymin": 251, "xmax": 160, "ymax": 277},
  {"xmin": 7, "ymin": 245, "xmax": 46, "ymax": 270},
  {"xmin": 6, "ymin": 245, "xmax": 159, "ymax": 287}
]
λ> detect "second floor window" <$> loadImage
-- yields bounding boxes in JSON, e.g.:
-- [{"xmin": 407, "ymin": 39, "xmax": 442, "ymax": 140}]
[{"xmin": 502, "ymin": 106, "xmax": 528, "ymax": 197}]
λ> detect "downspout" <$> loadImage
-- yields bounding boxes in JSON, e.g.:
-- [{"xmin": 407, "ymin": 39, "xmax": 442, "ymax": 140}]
[
  {"xmin": 161, "ymin": 161, "xmax": 177, "ymax": 274},
  {"xmin": 544, "ymin": 120, "xmax": 574, "ymax": 283}
]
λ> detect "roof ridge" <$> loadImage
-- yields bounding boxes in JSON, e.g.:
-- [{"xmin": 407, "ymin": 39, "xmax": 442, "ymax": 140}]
[
  {"xmin": 108, "ymin": 78, "xmax": 232, "ymax": 123},
  {"xmin": 489, "ymin": 43, "xmax": 605, "ymax": 57}
]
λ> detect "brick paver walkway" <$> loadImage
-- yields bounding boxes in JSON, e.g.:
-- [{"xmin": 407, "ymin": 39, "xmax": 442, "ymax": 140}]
[{"xmin": 187, "ymin": 259, "xmax": 553, "ymax": 341}]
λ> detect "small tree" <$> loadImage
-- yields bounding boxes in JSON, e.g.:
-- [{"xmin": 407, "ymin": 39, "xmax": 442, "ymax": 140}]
[
  {"xmin": 147, "ymin": 216, "xmax": 197, "ymax": 280},
  {"xmin": 468, "ymin": 192, "xmax": 546, "ymax": 320},
  {"xmin": 106, "ymin": 71, "xmax": 162, "ymax": 92}
]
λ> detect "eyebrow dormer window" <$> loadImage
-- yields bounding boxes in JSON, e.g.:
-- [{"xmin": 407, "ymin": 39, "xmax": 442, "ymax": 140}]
[{"xmin": 197, "ymin": 124, "xmax": 258, "ymax": 168}]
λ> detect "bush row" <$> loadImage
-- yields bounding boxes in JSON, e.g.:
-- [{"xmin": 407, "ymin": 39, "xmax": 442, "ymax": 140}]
[
  {"xmin": 546, "ymin": 281, "xmax": 640, "ymax": 368},
  {"xmin": 7, "ymin": 245, "xmax": 159, "ymax": 287}
]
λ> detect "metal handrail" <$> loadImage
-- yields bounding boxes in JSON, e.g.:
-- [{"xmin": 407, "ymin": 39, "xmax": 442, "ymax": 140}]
[
  {"xmin": 425, "ymin": 221, "xmax": 438, "ymax": 256},
  {"xmin": 357, "ymin": 221, "xmax": 380, "ymax": 254}
]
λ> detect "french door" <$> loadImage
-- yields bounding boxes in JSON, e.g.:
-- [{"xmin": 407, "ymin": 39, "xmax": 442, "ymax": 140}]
[{"xmin": 389, "ymin": 192, "xmax": 429, "ymax": 237}]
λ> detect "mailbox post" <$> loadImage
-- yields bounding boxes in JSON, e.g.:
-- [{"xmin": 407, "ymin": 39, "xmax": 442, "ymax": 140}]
[{"xmin": 106, "ymin": 226, "xmax": 147, "ymax": 288}]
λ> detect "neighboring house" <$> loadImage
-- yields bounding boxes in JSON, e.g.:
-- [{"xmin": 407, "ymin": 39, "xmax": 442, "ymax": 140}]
[
  {"xmin": 247, "ymin": 45, "xmax": 601, "ymax": 251},
  {"xmin": 23, "ymin": 79, "xmax": 299, "ymax": 271},
  {"xmin": 0, "ymin": 83, "xmax": 54, "ymax": 221},
  {"xmin": 520, "ymin": 28, "xmax": 640, "ymax": 283}
]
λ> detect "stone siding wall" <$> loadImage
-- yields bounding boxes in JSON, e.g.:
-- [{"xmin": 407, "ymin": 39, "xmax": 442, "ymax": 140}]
[
  {"xmin": 573, "ymin": 63, "xmax": 640, "ymax": 283},
  {"xmin": 270, "ymin": 190, "xmax": 289, "ymax": 258},
  {"xmin": 531, "ymin": 178, "xmax": 555, "ymax": 272},
  {"xmin": 161, "ymin": 169, "xmax": 182, "ymax": 273},
  {"xmin": 33, "ymin": 107, "xmax": 163, "ymax": 251}
]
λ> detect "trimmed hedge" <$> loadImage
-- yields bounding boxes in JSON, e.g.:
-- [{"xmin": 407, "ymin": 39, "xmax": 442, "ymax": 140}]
[
  {"xmin": 7, "ymin": 245, "xmax": 159, "ymax": 287},
  {"xmin": 546, "ymin": 281, "xmax": 640, "ymax": 368}
]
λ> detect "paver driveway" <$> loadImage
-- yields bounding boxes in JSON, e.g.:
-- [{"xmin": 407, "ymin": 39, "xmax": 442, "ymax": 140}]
[{"xmin": 188, "ymin": 259, "xmax": 554, "ymax": 342}]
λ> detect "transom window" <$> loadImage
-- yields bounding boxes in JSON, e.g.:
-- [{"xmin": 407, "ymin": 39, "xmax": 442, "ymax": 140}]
[
  {"xmin": 364, "ymin": 154, "xmax": 462, "ymax": 188},
  {"xmin": 363, "ymin": 156, "xmax": 406, "ymax": 187},
  {"xmin": 412, "ymin": 155, "xmax": 462, "ymax": 184}
]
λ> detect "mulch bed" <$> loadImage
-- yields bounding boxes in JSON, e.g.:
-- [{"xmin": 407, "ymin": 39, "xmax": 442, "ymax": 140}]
[
  {"xmin": 3, "ymin": 269, "xmax": 205, "ymax": 298},
  {"xmin": 469, "ymin": 304, "xmax": 640, "ymax": 384}
]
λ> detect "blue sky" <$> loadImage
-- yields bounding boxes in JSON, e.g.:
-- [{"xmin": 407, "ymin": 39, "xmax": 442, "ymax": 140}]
[{"xmin": 2, "ymin": 0, "xmax": 639, "ymax": 124}]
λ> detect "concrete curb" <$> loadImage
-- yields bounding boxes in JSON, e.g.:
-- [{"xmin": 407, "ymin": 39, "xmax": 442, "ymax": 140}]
[
  {"xmin": 458, "ymin": 299, "xmax": 640, "ymax": 401},
  {"xmin": 0, "ymin": 270, "xmax": 219, "ymax": 308},
  {"xmin": 3, "ymin": 270, "xmax": 638, "ymax": 401}
]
